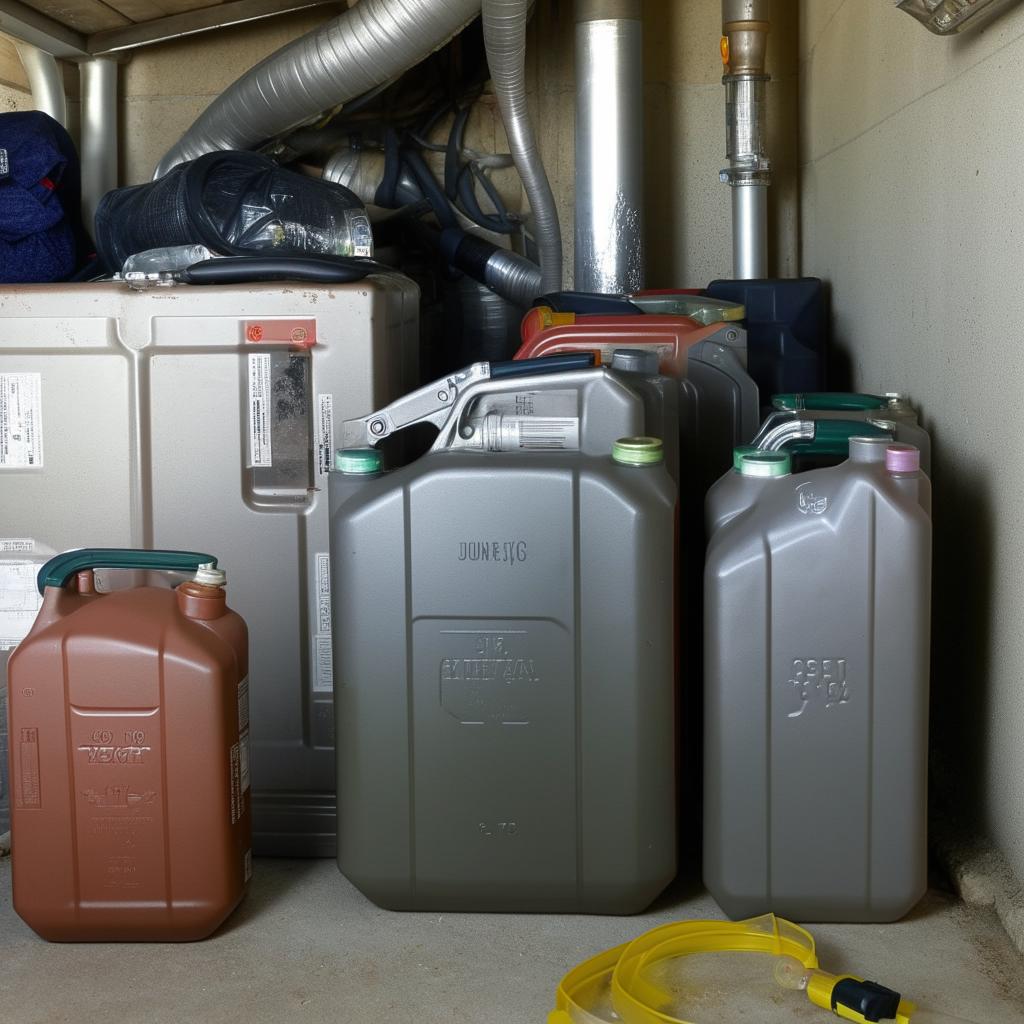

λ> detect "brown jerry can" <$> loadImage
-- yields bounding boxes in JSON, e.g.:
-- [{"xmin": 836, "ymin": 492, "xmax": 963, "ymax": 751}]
[{"xmin": 7, "ymin": 549, "xmax": 251, "ymax": 941}]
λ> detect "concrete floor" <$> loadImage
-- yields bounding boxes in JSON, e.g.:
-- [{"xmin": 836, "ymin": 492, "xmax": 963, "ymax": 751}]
[{"xmin": 2, "ymin": 858, "xmax": 1023, "ymax": 1024}]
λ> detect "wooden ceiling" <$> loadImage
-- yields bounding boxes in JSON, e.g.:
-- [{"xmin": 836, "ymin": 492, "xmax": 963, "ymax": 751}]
[{"xmin": 16, "ymin": 0, "xmax": 255, "ymax": 36}]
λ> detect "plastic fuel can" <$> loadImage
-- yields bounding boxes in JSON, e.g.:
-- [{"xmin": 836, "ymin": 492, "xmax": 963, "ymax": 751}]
[
  {"xmin": 7, "ymin": 549, "xmax": 251, "ymax": 941},
  {"xmin": 703, "ymin": 442, "xmax": 931, "ymax": 922},
  {"xmin": 329, "ymin": 361, "xmax": 678, "ymax": 913}
]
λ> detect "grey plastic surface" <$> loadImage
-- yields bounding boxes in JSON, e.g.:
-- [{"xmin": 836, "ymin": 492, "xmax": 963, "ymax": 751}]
[
  {"xmin": 703, "ymin": 453, "xmax": 931, "ymax": 922},
  {"xmin": 329, "ymin": 395, "xmax": 677, "ymax": 911},
  {"xmin": 0, "ymin": 276, "xmax": 420, "ymax": 856},
  {"xmin": 683, "ymin": 339, "xmax": 761, "ymax": 490}
]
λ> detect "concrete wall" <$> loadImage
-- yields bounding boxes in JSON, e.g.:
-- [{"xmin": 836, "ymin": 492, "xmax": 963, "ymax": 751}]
[
  {"xmin": 800, "ymin": 0, "xmax": 1024, "ymax": 888},
  {"xmin": 112, "ymin": 0, "xmax": 799, "ymax": 286}
]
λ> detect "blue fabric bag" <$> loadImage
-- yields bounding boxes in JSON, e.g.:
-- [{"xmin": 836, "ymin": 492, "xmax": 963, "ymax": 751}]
[{"xmin": 0, "ymin": 111, "xmax": 85, "ymax": 283}]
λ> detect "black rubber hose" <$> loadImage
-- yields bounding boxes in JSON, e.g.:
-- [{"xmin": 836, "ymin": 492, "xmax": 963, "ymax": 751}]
[{"xmin": 180, "ymin": 255, "xmax": 378, "ymax": 285}]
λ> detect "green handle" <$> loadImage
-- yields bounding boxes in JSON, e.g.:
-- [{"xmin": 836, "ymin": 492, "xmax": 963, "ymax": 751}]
[
  {"xmin": 785, "ymin": 419, "xmax": 892, "ymax": 457},
  {"xmin": 773, "ymin": 392, "xmax": 886, "ymax": 412},
  {"xmin": 38, "ymin": 548, "xmax": 217, "ymax": 594}
]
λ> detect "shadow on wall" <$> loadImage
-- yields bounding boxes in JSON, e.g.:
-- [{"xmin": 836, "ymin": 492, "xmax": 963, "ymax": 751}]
[
  {"xmin": 643, "ymin": 0, "xmax": 684, "ymax": 288},
  {"xmin": 827, "ymin": 318, "xmax": 992, "ymax": 853},
  {"xmin": 926, "ymin": 420, "xmax": 994, "ymax": 845}
]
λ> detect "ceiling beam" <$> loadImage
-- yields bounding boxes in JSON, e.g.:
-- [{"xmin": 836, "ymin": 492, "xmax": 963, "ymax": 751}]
[
  {"xmin": 0, "ymin": 0, "xmax": 88, "ymax": 59},
  {"xmin": 87, "ymin": 0, "xmax": 344, "ymax": 56}
]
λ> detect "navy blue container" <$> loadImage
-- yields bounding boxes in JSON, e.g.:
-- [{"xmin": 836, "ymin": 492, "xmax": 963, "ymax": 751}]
[{"xmin": 707, "ymin": 278, "xmax": 827, "ymax": 398}]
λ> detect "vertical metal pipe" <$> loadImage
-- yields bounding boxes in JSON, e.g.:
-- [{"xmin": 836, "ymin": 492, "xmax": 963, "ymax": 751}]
[
  {"xmin": 14, "ymin": 43, "xmax": 67, "ymax": 128},
  {"xmin": 80, "ymin": 58, "xmax": 119, "ymax": 237},
  {"xmin": 574, "ymin": 0, "xmax": 644, "ymax": 294},
  {"xmin": 731, "ymin": 183, "xmax": 767, "ymax": 281},
  {"xmin": 721, "ymin": 0, "xmax": 770, "ymax": 280}
]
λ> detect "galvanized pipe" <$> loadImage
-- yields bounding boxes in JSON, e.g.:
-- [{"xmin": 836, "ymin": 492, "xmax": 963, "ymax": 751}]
[
  {"xmin": 81, "ymin": 58, "xmax": 119, "ymax": 237},
  {"xmin": 14, "ymin": 42, "xmax": 67, "ymax": 127},
  {"xmin": 721, "ymin": 0, "xmax": 770, "ymax": 280},
  {"xmin": 574, "ymin": 0, "xmax": 644, "ymax": 293},
  {"xmin": 731, "ymin": 173, "xmax": 767, "ymax": 282}
]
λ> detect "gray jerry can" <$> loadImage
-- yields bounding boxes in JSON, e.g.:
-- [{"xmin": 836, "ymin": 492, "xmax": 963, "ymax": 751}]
[
  {"xmin": 703, "ymin": 438, "xmax": 931, "ymax": 922},
  {"xmin": 328, "ymin": 358, "xmax": 679, "ymax": 913}
]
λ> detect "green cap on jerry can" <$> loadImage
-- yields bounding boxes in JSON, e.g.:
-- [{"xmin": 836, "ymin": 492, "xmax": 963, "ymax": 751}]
[
  {"xmin": 612, "ymin": 436, "xmax": 664, "ymax": 466},
  {"xmin": 335, "ymin": 448, "xmax": 383, "ymax": 474},
  {"xmin": 736, "ymin": 451, "xmax": 792, "ymax": 478}
]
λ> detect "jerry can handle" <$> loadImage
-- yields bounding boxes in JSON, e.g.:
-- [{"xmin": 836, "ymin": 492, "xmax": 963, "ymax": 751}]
[
  {"xmin": 772, "ymin": 392, "xmax": 885, "ymax": 412},
  {"xmin": 490, "ymin": 352, "xmax": 596, "ymax": 378},
  {"xmin": 787, "ymin": 419, "xmax": 891, "ymax": 455},
  {"xmin": 38, "ymin": 548, "xmax": 218, "ymax": 594}
]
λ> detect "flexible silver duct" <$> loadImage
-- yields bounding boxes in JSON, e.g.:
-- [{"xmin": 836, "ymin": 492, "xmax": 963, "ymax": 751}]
[
  {"xmin": 482, "ymin": 0, "xmax": 562, "ymax": 293},
  {"xmin": 484, "ymin": 246, "xmax": 543, "ymax": 306},
  {"xmin": 323, "ymin": 148, "xmax": 422, "ymax": 207},
  {"xmin": 14, "ymin": 43, "xmax": 67, "ymax": 128},
  {"xmin": 574, "ymin": 0, "xmax": 644, "ymax": 294},
  {"xmin": 154, "ymin": 0, "xmax": 482, "ymax": 179}
]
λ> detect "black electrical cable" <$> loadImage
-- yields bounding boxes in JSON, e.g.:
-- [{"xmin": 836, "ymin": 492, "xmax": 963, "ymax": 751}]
[
  {"xmin": 401, "ymin": 147, "xmax": 458, "ymax": 230},
  {"xmin": 445, "ymin": 104, "xmax": 472, "ymax": 200},
  {"xmin": 456, "ymin": 162, "xmax": 517, "ymax": 235},
  {"xmin": 375, "ymin": 128, "xmax": 402, "ymax": 208}
]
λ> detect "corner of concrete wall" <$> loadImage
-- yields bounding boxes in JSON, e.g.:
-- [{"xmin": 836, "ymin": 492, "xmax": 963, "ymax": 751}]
[{"xmin": 799, "ymin": 0, "xmax": 1024, "ymax": 931}]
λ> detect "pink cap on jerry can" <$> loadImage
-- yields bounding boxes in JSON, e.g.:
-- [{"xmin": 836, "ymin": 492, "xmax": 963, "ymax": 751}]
[{"xmin": 885, "ymin": 444, "xmax": 920, "ymax": 473}]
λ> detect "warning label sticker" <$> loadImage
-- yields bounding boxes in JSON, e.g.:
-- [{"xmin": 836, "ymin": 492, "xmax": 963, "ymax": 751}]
[
  {"xmin": 0, "ymin": 559, "xmax": 43, "ymax": 651},
  {"xmin": 314, "ymin": 635, "xmax": 333, "ymax": 694},
  {"xmin": 229, "ymin": 742, "xmax": 242, "ymax": 824},
  {"xmin": 313, "ymin": 552, "xmax": 333, "ymax": 693},
  {"xmin": 237, "ymin": 675, "xmax": 250, "ymax": 733},
  {"xmin": 247, "ymin": 354, "xmax": 273, "ymax": 468},
  {"xmin": 315, "ymin": 393, "xmax": 334, "ymax": 477},
  {"xmin": 239, "ymin": 730, "xmax": 250, "ymax": 794},
  {"xmin": 0, "ymin": 373, "xmax": 43, "ymax": 469},
  {"xmin": 0, "ymin": 538, "xmax": 33, "ymax": 553}
]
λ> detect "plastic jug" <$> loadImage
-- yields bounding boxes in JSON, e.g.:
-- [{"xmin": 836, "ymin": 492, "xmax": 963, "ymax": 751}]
[
  {"xmin": 330, "ymin": 361, "xmax": 678, "ymax": 913},
  {"xmin": 703, "ymin": 443, "xmax": 931, "ymax": 922},
  {"xmin": 764, "ymin": 392, "xmax": 932, "ymax": 473},
  {"xmin": 7, "ymin": 549, "xmax": 251, "ymax": 941},
  {"xmin": 515, "ymin": 308, "xmax": 759, "ymax": 491},
  {"xmin": 706, "ymin": 278, "xmax": 827, "ymax": 398}
]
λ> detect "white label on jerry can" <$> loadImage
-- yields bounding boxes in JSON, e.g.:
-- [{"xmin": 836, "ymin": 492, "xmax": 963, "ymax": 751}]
[
  {"xmin": 315, "ymin": 393, "xmax": 334, "ymax": 477},
  {"xmin": 247, "ymin": 354, "xmax": 273, "ymax": 468},
  {"xmin": 312, "ymin": 552, "xmax": 333, "ymax": 692},
  {"xmin": 237, "ymin": 675, "xmax": 250, "ymax": 733},
  {"xmin": 0, "ymin": 373, "xmax": 44, "ymax": 469},
  {"xmin": 239, "ymin": 730, "xmax": 250, "ymax": 794}
]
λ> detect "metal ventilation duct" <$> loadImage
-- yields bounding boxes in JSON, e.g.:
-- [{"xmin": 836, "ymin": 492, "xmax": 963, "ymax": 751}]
[
  {"xmin": 574, "ymin": 0, "xmax": 644, "ymax": 294},
  {"xmin": 154, "ymin": 0, "xmax": 482, "ymax": 178}
]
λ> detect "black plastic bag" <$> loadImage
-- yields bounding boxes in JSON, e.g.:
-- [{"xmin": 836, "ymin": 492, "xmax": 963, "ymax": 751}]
[{"xmin": 94, "ymin": 150, "xmax": 372, "ymax": 272}]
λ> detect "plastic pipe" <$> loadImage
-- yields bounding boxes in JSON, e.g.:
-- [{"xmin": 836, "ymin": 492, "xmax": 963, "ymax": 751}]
[
  {"xmin": 14, "ymin": 42, "xmax": 67, "ymax": 127},
  {"xmin": 154, "ymin": 0, "xmax": 482, "ymax": 178},
  {"xmin": 574, "ymin": 0, "xmax": 644, "ymax": 293},
  {"xmin": 80, "ymin": 57, "xmax": 119, "ymax": 238},
  {"xmin": 482, "ymin": 0, "xmax": 563, "ymax": 293}
]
